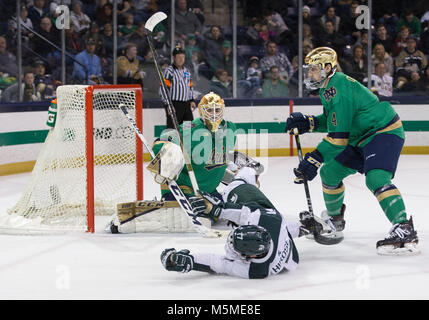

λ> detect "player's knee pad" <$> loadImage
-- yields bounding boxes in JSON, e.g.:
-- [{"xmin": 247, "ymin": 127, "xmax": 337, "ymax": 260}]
[
  {"xmin": 365, "ymin": 169, "xmax": 393, "ymax": 193},
  {"xmin": 320, "ymin": 160, "xmax": 345, "ymax": 187}
]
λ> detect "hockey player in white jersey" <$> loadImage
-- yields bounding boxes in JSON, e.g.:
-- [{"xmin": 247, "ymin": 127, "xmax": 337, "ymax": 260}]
[{"xmin": 160, "ymin": 167, "xmax": 321, "ymax": 279}]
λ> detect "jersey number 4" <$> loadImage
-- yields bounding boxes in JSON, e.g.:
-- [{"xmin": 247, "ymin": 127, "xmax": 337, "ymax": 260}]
[{"xmin": 331, "ymin": 112, "xmax": 337, "ymax": 126}]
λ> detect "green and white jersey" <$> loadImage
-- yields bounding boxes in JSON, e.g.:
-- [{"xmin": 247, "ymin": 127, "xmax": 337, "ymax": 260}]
[
  {"xmin": 192, "ymin": 168, "xmax": 300, "ymax": 279},
  {"xmin": 314, "ymin": 72, "xmax": 404, "ymax": 162}
]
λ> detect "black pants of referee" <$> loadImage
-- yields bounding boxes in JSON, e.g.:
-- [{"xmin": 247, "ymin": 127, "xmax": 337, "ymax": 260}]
[{"xmin": 165, "ymin": 100, "xmax": 194, "ymax": 129}]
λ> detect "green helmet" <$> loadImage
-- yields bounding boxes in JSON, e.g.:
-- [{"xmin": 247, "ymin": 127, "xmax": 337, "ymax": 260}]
[{"xmin": 227, "ymin": 225, "xmax": 271, "ymax": 260}]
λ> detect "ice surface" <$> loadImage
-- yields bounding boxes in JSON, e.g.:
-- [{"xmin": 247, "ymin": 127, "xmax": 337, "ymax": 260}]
[{"xmin": 0, "ymin": 156, "xmax": 428, "ymax": 299}]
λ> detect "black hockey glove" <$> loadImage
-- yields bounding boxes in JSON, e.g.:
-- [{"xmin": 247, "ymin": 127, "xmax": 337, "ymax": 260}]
[
  {"xmin": 160, "ymin": 248, "xmax": 194, "ymax": 273},
  {"xmin": 298, "ymin": 211, "xmax": 323, "ymax": 236},
  {"xmin": 285, "ymin": 112, "xmax": 318, "ymax": 134},
  {"xmin": 199, "ymin": 191, "xmax": 224, "ymax": 222},
  {"xmin": 294, "ymin": 149, "xmax": 324, "ymax": 184}
]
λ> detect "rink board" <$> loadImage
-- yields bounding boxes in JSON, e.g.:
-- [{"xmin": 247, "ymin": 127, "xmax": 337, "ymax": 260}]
[{"xmin": 1, "ymin": 104, "xmax": 429, "ymax": 175}]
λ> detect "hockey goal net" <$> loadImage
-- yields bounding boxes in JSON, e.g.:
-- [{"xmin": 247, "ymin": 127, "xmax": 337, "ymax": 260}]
[{"xmin": 1, "ymin": 85, "xmax": 143, "ymax": 233}]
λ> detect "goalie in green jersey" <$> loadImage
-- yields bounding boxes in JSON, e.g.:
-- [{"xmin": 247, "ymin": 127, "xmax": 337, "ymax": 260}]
[
  {"xmin": 148, "ymin": 92, "xmax": 238, "ymax": 203},
  {"xmin": 285, "ymin": 47, "xmax": 419, "ymax": 256}
]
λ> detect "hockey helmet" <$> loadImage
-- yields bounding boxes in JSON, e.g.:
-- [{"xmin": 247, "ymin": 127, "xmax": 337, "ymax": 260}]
[
  {"xmin": 227, "ymin": 225, "xmax": 271, "ymax": 260},
  {"xmin": 198, "ymin": 92, "xmax": 225, "ymax": 132},
  {"xmin": 303, "ymin": 47, "xmax": 338, "ymax": 90}
]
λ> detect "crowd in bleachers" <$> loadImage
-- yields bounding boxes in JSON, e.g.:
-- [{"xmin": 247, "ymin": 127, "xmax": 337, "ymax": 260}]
[{"xmin": 0, "ymin": 0, "xmax": 428, "ymax": 103}]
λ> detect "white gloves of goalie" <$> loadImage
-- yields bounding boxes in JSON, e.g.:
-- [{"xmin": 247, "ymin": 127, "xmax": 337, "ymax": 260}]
[{"xmin": 147, "ymin": 142, "xmax": 185, "ymax": 184}]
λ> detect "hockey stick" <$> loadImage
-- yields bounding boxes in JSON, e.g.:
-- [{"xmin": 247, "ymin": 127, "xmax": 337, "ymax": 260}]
[
  {"xmin": 144, "ymin": 12, "xmax": 200, "ymax": 195},
  {"xmin": 293, "ymin": 128, "xmax": 343, "ymax": 245},
  {"xmin": 120, "ymin": 105, "xmax": 226, "ymax": 238}
]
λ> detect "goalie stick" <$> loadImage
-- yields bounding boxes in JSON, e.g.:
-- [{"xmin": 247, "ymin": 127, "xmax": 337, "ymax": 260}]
[
  {"xmin": 293, "ymin": 128, "xmax": 344, "ymax": 245},
  {"xmin": 144, "ymin": 12, "xmax": 199, "ymax": 195},
  {"xmin": 120, "ymin": 105, "xmax": 227, "ymax": 238}
]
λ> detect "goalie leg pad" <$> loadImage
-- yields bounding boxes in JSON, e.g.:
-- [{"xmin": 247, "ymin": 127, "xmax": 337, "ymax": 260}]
[{"xmin": 111, "ymin": 200, "xmax": 211, "ymax": 233}]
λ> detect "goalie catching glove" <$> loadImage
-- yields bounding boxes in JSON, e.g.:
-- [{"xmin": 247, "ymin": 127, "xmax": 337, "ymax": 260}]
[
  {"xmin": 147, "ymin": 142, "xmax": 185, "ymax": 184},
  {"xmin": 161, "ymin": 248, "xmax": 194, "ymax": 273}
]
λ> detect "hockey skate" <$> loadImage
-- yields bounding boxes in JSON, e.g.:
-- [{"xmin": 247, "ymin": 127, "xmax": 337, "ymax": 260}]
[
  {"xmin": 321, "ymin": 204, "xmax": 346, "ymax": 232},
  {"xmin": 376, "ymin": 216, "xmax": 420, "ymax": 256}
]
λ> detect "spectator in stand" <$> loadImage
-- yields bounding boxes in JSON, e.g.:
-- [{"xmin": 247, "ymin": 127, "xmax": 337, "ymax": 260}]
[
  {"xmin": 185, "ymin": 34, "xmax": 201, "ymax": 62},
  {"xmin": 8, "ymin": 4, "xmax": 34, "ymax": 46},
  {"xmin": 292, "ymin": 40, "xmax": 313, "ymax": 72},
  {"xmin": 376, "ymin": 9, "xmax": 399, "ymax": 38},
  {"xmin": 302, "ymin": 6, "xmax": 318, "ymax": 36},
  {"xmin": 27, "ymin": 0, "xmax": 49, "ymax": 27},
  {"xmin": 211, "ymin": 40, "xmax": 234, "ymax": 80},
  {"xmin": 262, "ymin": 7, "xmax": 293, "ymax": 46},
  {"xmin": 344, "ymin": 44, "xmax": 367, "ymax": 83},
  {"xmin": 374, "ymin": 24, "xmax": 393, "ymax": 55},
  {"xmin": 262, "ymin": 65, "xmax": 289, "ymax": 98},
  {"xmin": 0, "ymin": 36, "xmax": 18, "ymax": 77},
  {"xmin": 187, "ymin": 0, "xmax": 205, "ymax": 25},
  {"xmin": 245, "ymin": 19, "xmax": 264, "ymax": 46},
  {"xmin": 394, "ymin": 35, "xmax": 428, "ymax": 90},
  {"xmin": 372, "ymin": 43, "xmax": 394, "ymax": 77},
  {"xmin": 134, "ymin": 0, "xmax": 158, "ymax": 24},
  {"xmin": 117, "ymin": 43, "xmax": 144, "ymax": 86},
  {"xmin": 200, "ymin": 25, "xmax": 224, "ymax": 76},
  {"xmin": 318, "ymin": 20, "xmax": 347, "ymax": 57},
  {"xmin": 245, "ymin": 56, "xmax": 263, "ymax": 96},
  {"xmin": 1, "ymin": 70, "xmax": 41, "ymax": 103},
  {"xmin": 32, "ymin": 16, "xmax": 60, "ymax": 59},
  {"xmin": 392, "ymin": 25, "xmax": 410, "ymax": 57},
  {"xmin": 395, "ymin": 9, "xmax": 422, "ymax": 39},
  {"xmin": 101, "ymin": 23, "xmax": 119, "ymax": 59},
  {"xmin": 258, "ymin": 23, "xmax": 274, "ymax": 44},
  {"xmin": 118, "ymin": 0, "xmax": 136, "ymax": 25},
  {"xmin": 319, "ymin": 6, "xmax": 341, "ymax": 33},
  {"xmin": 71, "ymin": 0, "xmax": 91, "ymax": 35},
  {"xmin": 174, "ymin": 0, "xmax": 202, "ymax": 42},
  {"xmin": 96, "ymin": 3, "xmax": 113, "ymax": 26},
  {"xmin": 33, "ymin": 59, "xmax": 55, "ymax": 100},
  {"xmin": 363, "ymin": 62, "xmax": 393, "ymax": 97},
  {"xmin": 260, "ymin": 41, "xmax": 294, "ymax": 83},
  {"xmin": 339, "ymin": 1, "xmax": 362, "ymax": 45},
  {"xmin": 128, "ymin": 22, "xmax": 150, "ymax": 58},
  {"xmin": 83, "ymin": 22, "xmax": 105, "ymax": 57},
  {"xmin": 210, "ymin": 68, "xmax": 232, "ymax": 98},
  {"xmin": 354, "ymin": 29, "xmax": 369, "ymax": 54},
  {"xmin": 72, "ymin": 38, "xmax": 103, "ymax": 84},
  {"xmin": 119, "ymin": 13, "xmax": 136, "ymax": 38},
  {"xmin": 395, "ymin": 68, "xmax": 427, "ymax": 94}
]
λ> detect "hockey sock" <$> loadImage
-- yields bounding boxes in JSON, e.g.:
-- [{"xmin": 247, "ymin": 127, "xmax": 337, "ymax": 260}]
[
  {"xmin": 322, "ymin": 182, "xmax": 345, "ymax": 216},
  {"xmin": 366, "ymin": 169, "xmax": 407, "ymax": 224}
]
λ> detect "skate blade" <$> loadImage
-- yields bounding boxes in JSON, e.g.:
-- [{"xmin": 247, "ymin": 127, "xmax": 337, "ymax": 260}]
[{"xmin": 377, "ymin": 243, "xmax": 420, "ymax": 256}]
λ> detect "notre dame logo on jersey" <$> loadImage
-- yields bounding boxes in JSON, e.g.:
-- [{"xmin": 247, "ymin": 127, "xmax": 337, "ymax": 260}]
[
  {"xmin": 205, "ymin": 147, "xmax": 226, "ymax": 170},
  {"xmin": 323, "ymin": 86, "xmax": 337, "ymax": 102}
]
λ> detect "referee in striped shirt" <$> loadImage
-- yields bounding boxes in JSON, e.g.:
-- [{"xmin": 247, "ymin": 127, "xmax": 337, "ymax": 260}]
[{"xmin": 161, "ymin": 47, "xmax": 196, "ymax": 128}]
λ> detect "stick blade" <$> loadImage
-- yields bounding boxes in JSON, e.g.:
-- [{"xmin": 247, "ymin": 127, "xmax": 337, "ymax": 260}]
[{"xmin": 145, "ymin": 12, "xmax": 167, "ymax": 32}]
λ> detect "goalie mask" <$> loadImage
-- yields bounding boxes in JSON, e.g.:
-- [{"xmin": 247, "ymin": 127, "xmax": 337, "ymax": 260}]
[
  {"xmin": 226, "ymin": 225, "xmax": 271, "ymax": 260},
  {"xmin": 303, "ymin": 47, "xmax": 338, "ymax": 90},
  {"xmin": 198, "ymin": 92, "xmax": 225, "ymax": 132}
]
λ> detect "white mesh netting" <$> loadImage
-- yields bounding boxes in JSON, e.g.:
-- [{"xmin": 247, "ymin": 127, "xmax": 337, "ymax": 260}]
[{"xmin": 1, "ymin": 85, "xmax": 141, "ymax": 233}]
